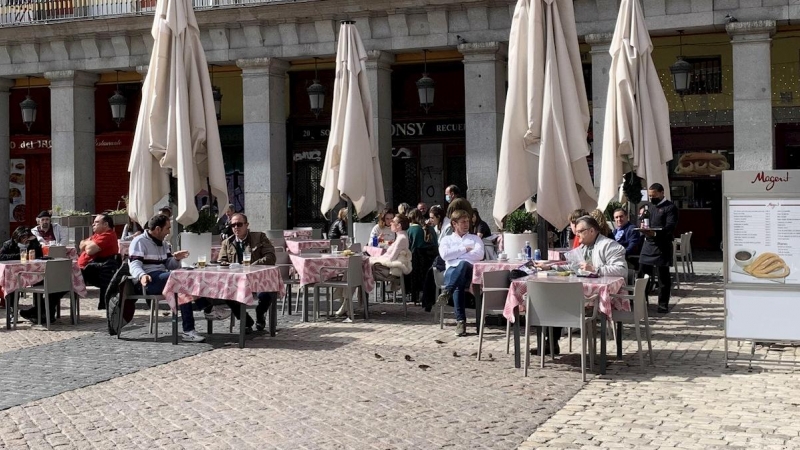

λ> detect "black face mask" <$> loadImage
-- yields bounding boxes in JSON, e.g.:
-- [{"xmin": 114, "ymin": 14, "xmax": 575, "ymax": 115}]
[{"xmin": 649, "ymin": 196, "xmax": 663, "ymax": 204}]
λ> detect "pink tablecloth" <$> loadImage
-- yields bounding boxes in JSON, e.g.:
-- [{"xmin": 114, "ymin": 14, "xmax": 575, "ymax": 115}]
[
  {"xmin": 364, "ymin": 246, "xmax": 384, "ymax": 257},
  {"xmin": 289, "ymin": 254, "xmax": 375, "ymax": 293},
  {"xmin": 162, "ymin": 265, "xmax": 285, "ymax": 311},
  {"xmin": 502, "ymin": 275, "xmax": 626, "ymax": 323},
  {"xmin": 284, "ymin": 229, "xmax": 313, "ymax": 239},
  {"xmin": 285, "ymin": 238, "xmax": 331, "ymax": 254},
  {"xmin": 118, "ymin": 241, "xmax": 220, "ymax": 261},
  {"xmin": 471, "ymin": 260, "xmax": 563, "ymax": 285},
  {"xmin": 0, "ymin": 259, "xmax": 88, "ymax": 298}
]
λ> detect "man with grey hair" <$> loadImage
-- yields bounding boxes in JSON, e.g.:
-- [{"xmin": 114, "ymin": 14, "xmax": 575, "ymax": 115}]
[{"xmin": 537, "ymin": 216, "xmax": 628, "ymax": 277}]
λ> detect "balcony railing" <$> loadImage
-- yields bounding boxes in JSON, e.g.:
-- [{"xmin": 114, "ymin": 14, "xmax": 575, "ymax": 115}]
[{"xmin": 0, "ymin": 0, "xmax": 283, "ymax": 27}]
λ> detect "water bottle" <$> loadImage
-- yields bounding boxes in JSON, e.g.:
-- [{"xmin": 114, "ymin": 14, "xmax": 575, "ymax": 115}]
[
  {"xmin": 371, "ymin": 235, "xmax": 378, "ymax": 247},
  {"xmin": 524, "ymin": 241, "xmax": 532, "ymax": 261},
  {"xmin": 534, "ymin": 248, "xmax": 541, "ymax": 261}
]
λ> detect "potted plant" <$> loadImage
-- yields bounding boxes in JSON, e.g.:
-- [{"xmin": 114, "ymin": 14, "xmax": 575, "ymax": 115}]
[
  {"xmin": 502, "ymin": 209, "xmax": 538, "ymax": 256},
  {"xmin": 179, "ymin": 208, "xmax": 217, "ymax": 267},
  {"xmin": 52, "ymin": 207, "xmax": 92, "ymax": 228}
]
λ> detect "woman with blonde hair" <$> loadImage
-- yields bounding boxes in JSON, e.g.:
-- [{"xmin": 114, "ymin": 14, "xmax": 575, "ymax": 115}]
[
  {"xmin": 369, "ymin": 208, "xmax": 396, "ymax": 243},
  {"xmin": 328, "ymin": 207, "xmax": 348, "ymax": 239},
  {"xmin": 590, "ymin": 209, "xmax": 614, "ymax": 239}
]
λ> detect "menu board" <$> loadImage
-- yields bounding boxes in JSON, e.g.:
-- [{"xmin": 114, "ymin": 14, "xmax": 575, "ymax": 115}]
[
  {"xmin": 727, "ymin": 199, "xmax": 800, "ymax": 285},
  {"xmin": 9, "ymin": 159, "xmax": 25, "ymax": 222}
]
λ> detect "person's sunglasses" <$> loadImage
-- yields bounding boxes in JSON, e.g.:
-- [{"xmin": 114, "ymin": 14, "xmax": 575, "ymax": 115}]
[{"xmin": 230, "ymin": 222, "xmax": 246, "ymax": 228}]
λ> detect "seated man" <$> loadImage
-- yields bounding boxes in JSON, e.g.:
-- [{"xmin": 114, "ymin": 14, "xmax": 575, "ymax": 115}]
[
  {"xmin": 32, "ymin": 210, "xmax": 68, "ymax": 245},
  {"xmin": 78, "ymin": 214, "xmax": 120, "ymax": 309},
  {"xmin": 1, "ymin": 227, "xmax": 66, "ymax": 323},
  {"xmin": 535, "ymin": 216, "xmax": 628, "ymax": 355},
  {"xmin": 435, "ymin": 209, "xmax": 484, "ymax": 337},
  {"xmin": 129, "ymin": 214, "xmax": 226, "ymax": 343},
  {"xmin": 216, "ymin": 213, "xmax": 276, "ymax": 332},
  {"xmin": 612, "ymin": 208, "xmax": 642, "ymax": 269}
]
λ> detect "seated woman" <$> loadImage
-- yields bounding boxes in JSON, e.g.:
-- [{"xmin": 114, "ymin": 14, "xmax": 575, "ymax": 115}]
[
  {"xmin": 0, "ymin": 226, "xmax": 65, "ymax": 323},
  {"xmin": 369, "ymin": 208, "xmax": 396, "ymax": 244},
  {"xmin": 590, "ymin": 209, "xmax": 614, "ymax": 239},
  {"xmin": 407, "ymin": 209, "xmax": 438, "ymax": 303},
  {"xmin": 407, "ymin": 209, "xmax": 438, "ymax": 251},
  {"xmin": 328, "ymin": 207, "xmax": 348, "ymax": 239},
  {"xmin": 428, "ymin": 205, "xmax": 446, "ymax": 239},
  {"xmin": 121, "ymin": 219, "xmax": 143, "ymax": 241},
  {"xmin": 471, "ymin": 209, "xmax": 492, "ymax": 239}
]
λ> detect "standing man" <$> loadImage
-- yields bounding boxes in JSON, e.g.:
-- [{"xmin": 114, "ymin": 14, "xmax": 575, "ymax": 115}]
[
  {"xmin": 215, "ymin": 213, "xmax": 277, "ymax": 333},
  {"xmin": 612, "ymin": 208, "xmax": 642, "ymax": 269},
  {"xmin": 32, "ymin": 210, "xmax": 68, "ymax": 245},
  {"xmin": 217, "ymin": 203, "xmax": 235, "ymax": 238},
  {"xmin": 638, "ymin": 183, "xmax": 679, "ymax": 313},
  {"xmin": 436, "ymin": 209, "xmax": 484, "ymax": 337},
  {"xmin": 129, "ymin": 214, "xmax": 227, "ymax": 342},
  {"xmin": 79, "ymin": 214, "xmax": 120, "ymax": 309}
]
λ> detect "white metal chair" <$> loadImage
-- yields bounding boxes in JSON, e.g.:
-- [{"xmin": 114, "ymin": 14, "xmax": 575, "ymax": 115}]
[
  {"xmin": 523, "ymin": 281, "xmax": 599, "ymax": 382},
  {"xmin": 276, "ymin": 252, "xmax": 303, "ymax": 315},
  {"xmin": 47, "ymin": 246, "xmax": 68, "ymax": 259},
  {"xmin": 432, "ymin": 267, "xmax": 449, "ymax": 328},
  {"xmin": 312, "ymin": 255, "xmax": 366, "ymax": 322},
  {"xmin": 610, "ymin": 274, "xmax": 653, "ymax": 368},
  {"xmin": 375, "ymin": 273, "xmax": 408, "ymax": 317},
  {"xmin": 673, "ymin": 232, "xmax": 693, "ymax": 282},
  {"xmin": 265, "ymin": 230, "xmax": 285, "ymax": 240},
  {"xmin": 12, "ymin": 259, "xmax": 77, "ymax": 330},
  {"xmin": 477, "ymin": 270, "xmax": 510, "ymax": 360},
  {"xmin": 117, "ymin": 277, "xmax": 167, "ymax": 341},
  {"xmin": 270, "ymin": 237, "xmax": 286, "ymax": 253},
  {"xmin": 349, "ymin": 243, "xmax": 362, "ymax": 253}
]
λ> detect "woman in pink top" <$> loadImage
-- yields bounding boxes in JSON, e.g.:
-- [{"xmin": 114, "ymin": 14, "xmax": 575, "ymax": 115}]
[{"xmin": 370, "ymin": 214, "xmax": 412, "ymax": 283}]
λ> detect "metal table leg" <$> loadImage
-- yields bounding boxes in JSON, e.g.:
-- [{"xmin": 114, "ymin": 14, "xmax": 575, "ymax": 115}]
[
  {"xmin": 473, "ymin": 283, "xmax": 482, "ymax": 334},
  {"xmin": 239, "ymin": 303, "xmax": 246, "ymax": 348},
  {"xmin": 172, "ymin": 295, "xmax": 179, "ymax": 345},
  {"xmin": 269, "ymin": 293, "xmax": 277, "ymax": 337},
  {"xmin": 514, "ymin": 307, "xmax": 521, "ymax": 368},
  {"xmin": 616, "ymin": 322, "xmax": 623, "ymax": 359},
  {"xmin": 599, "ymin": 314, "xmax": 608, "ymax": 375},
  {"xmin": 302, "ymin": 285, "xmax": 309, "ymax": 322}
]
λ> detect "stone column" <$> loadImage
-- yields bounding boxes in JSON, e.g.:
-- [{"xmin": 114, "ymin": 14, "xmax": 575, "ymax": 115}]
[
  {"xmin": 458, "ymin": 42, "xmax": 507, "ymax": 224},
  {"xmin": 586, "ymin": 33, "xmax": 614, "ymax": 187},
  {"xmin": 236, "ymin": 58, "xmax": 290, "ymax": 231},
  {"xmin": 0, "ymin": 78, "xmax": 14, "ymax": 241},
  {"xmin": 727, "ymin": 20, "xmax": 776, "ymax": 170},
  {"xmin": 45, "ymin": 70, "xmax": 98, "ymax": 212},
  {"xmin": 365, "ymin": 50, "xmax": 395, "ymax": 208}
]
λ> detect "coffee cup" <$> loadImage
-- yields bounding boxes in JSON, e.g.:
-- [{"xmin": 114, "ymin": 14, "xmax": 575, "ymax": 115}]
[
  {"xmin": 498, "ymin": 252, "xmax": 508, "ymax": 260},
  {"xmin": 734, "ymin": 249, "xmax": 756, "ymax": 268}
]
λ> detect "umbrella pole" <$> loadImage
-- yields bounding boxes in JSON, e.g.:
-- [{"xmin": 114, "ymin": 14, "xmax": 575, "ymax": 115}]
[
  {"xmin": 347, "ymin": 198, "xmax": 354, "ymax": 238},
  {"xmin": 536, "ymin": 214, "xmax": 548, "ymax": 252}
]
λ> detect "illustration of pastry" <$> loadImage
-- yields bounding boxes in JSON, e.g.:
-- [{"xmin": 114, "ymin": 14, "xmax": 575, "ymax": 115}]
[
  {"xmin": 743, "ymin": 252, "xmax": 790, "ymax": 279},
  {"xmin": 12, "ymin": 204, "xmax": 24, "ymax": 222},
  {"xmin": 9, "ymin": 187, "xmax": 20, "ymax": 201},
  {"xmin": 674, "ymin": 152, "xmax": 730, "ymax": 176},
  {"xmin": 15, "ymin": 163, "xmax": 24, "ymax": 170},
  {"xmin": 9, "ymin": 172, "xmax": 24, "ymax": 185}
]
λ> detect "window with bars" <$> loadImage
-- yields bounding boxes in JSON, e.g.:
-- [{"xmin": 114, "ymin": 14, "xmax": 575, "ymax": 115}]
[{"xmin": 684, "ymin": 56, "xmax": 722, "ymax": 95}]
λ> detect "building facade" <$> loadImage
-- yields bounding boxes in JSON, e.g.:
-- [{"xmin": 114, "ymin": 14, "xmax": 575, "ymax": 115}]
[{"xmin": 0, "ymin": 0, "xmax": 798, "ymax": 250}]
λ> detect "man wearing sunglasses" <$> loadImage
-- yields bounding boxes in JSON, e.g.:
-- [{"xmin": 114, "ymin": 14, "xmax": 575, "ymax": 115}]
[{"xmin": 216, "ymin": 213, "xmax": 276, "ymax": 333}]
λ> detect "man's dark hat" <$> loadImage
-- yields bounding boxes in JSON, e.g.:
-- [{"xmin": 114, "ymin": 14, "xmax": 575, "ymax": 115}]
[{"xmin": 37, "ymin": 210, "xmax": 52, "ymax": 219}]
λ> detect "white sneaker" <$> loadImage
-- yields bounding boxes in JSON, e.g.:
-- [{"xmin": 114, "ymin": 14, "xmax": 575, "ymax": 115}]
[
  {"xmin": 181, "ymin": 330, "xmax": 206, "ymax": 342},
  {"xmin": 203, "ymin": 306, "xmax": 231, "ymax": 321}
]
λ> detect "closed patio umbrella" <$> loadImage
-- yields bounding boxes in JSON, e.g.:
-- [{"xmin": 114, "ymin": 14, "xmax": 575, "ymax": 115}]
[
  {"xmin": 320, "ymin": 21, "xmax": 385, "ymax": 232},
  {"xmin": 596, "ymin": 0, "xmax": 672, "ymax": 211},
  {"xmin": 128, "ymin": 0, "xmax": 228, "ymax": 227},
  {"xmin": 493, "ymin": 0, "xmax": 596, "ymax": 231}
]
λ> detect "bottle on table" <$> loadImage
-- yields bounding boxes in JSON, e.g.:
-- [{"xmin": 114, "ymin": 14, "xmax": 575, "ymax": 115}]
[
  {"xmin": 371, "ymin": 235, "xmax": 378, "ymax": 247},
  {"xmin": 524, "ymin": 241, "xmax": 532, "ymax": 261},
  {"xmin": 641, "ymin": 205, "xmax": 650, "ymax": 229},
  {"xmin": 534, "ymin": 248, "xmax": 541, "ymax": 261}
]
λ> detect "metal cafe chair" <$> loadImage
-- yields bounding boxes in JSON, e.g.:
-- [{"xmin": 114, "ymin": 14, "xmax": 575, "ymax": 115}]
[{"xmin": 12, "ymin": 259, "xmax": 77, "ymax": 330}]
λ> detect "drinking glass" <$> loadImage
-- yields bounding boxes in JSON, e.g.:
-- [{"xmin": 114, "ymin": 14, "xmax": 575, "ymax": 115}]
[
  {"xmin": 18, "ymin": 244, "xmax": 28, "ymax": 262},
  {"xmin": 42, "ymin": 245, "xmax": 50, "ymax": 257},
  {"xmin": 345, "ymin": 236, "xmax": 353, "ymax": 249},
  {"xmin": 330, "ymin": 242, "xmax": 339, "ymax": 254},
  {"xmin": 242, "ymin": 251, "xmax": 252, "ymax": 266},
  {"xmin": 197, "ymin": 255, "xmax": 207, "ymax": 268}
]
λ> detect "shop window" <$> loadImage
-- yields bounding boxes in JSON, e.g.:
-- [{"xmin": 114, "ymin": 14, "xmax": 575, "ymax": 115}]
[
  {"xmin": 684, "ymin": 56, "xmax": 722, "ymax": 95},
  {"xmin": 392, "ymin": 153, "xmax": 419, "ymax": 208}
]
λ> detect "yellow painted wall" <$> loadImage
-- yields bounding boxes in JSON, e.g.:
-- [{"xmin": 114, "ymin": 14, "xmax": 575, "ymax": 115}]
[{"xmin": 214, "ymin": 66, "xmax": 243, "ymax": 126}]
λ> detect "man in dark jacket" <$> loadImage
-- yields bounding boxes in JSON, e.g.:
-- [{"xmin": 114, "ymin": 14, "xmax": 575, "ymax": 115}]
[
  {"xmin": 216, "ymin": 213, "xmax": 276, "ymax": 332},
  {"xmin": 638, "ymin": 183, "xmax": 679, "ymax": 313},
  {"xmin": 613, "ymin": 208, "xmax": 643, "ymax": 269}
]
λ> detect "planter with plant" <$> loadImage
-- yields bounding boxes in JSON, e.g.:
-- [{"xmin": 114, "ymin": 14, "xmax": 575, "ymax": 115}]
[
  {"xmin": 502, "ymin": 209, "xmax": 538, "ymax": 256},
  {"xmin": 52, "ymin": 207, "xmax": 92, "ymax": 228},
  {"xmin": 179, "ymin": 208, "xmax": 218, "ymax": 267}
]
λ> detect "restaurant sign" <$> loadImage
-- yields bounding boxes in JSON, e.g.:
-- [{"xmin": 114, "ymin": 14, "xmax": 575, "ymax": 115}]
[
  {"xmin": 10, "ymin": 134, "xmax": 134, "ymax": 150},
  {"xmin": 291, "ymin": 119, "xmax": 466, "ymax": 142}
]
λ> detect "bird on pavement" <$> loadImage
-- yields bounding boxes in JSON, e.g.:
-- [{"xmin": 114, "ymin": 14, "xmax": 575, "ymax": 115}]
[
  {"xmin": 404, "ymin": 355, "xmax": 414, "ymax": 362},
  {"xmin": 374, "ymin": 353, "xmax": 384, "ymax": 360}
]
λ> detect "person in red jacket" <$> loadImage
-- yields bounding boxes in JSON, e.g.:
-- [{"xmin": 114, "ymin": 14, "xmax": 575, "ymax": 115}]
[
  {"xmin": 79, "ymin": 214, "xmax": 120, "ymax": 309},
  {"xmin": 568, "ymin": 209, "xmax": 588, "ymax": 249}
]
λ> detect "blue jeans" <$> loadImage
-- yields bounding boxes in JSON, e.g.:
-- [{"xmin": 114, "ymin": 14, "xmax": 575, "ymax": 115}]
[
  {"xmin": 137, "ymin": 270, "xmax": 208, "ymax": 333},
  {"xmin": 443, "ymin": 261, "xmax": 473, "ymax": 322}
]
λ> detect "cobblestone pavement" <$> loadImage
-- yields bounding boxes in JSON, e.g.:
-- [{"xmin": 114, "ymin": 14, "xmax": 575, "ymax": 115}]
[
  {"xmin": 520, "ymin": 273, "xmax": 800, "ymax": 450},
  {"xmin": 4, "ymin": 265, "xmax": 800, "ymax": 449}
]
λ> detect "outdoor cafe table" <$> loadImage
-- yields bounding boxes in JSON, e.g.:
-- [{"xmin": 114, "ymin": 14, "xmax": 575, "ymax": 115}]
[
  {"xmin": 118, "ymin": 241, "xmax": 221, "ymax": 261},
  {"xmin": 284, "ymin": 238, "xmax": 331, "ymax": 254},
  {"xmin": 363, "ymin": 246, "xmax": 384, "ymax": 257},
  {"xmin": 1, "ymin": 259, "xmax": 89, "ymax": 329},
  {"xmin": 501, "ymin": 274, "xmax": 627, "ymax": 375},
  {"xmin": 162, "ymin": 265, "xmax": 285, "ymax": 348},
  {"xmin": 288, "ymin": 253, "xmax": 375, "ymax": 322},
  {"xmin": 284, "ymin": 229, "xmax": 313, "ymax": 239}
]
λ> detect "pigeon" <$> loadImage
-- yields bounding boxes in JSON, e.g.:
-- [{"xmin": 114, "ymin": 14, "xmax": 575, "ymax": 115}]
[
  {"xmin": 374, "ymin": 353, "xmax": 384, "ymax": 360},
  {"xmin": 418, "ymin": 364, "xmax": 431, "ymax": 371},
  {"xmin": 452, "ymin": 351, "xmax": 460, "ymax": 358},
  {"xmin": 404, "ymin": 355, "xmax": 414, "ymax": 362},
  {"xmin": 434, "ymin": 339, "xmax": 445, "ymax": 345},
  {"xmin": 724, "ymin": 14, "xmax": 738, "ymax": 23},
  {"xmin": 469, "ymin": 352, "xmax": 478, "ymax": 358},
  {"xmin": 488, "ymin": 353, "xmax": 494, "ymax": 360}
]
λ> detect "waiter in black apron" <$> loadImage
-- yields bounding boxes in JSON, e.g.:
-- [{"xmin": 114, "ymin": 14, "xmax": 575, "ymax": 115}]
[{"xmin": 638, "ymin": 183, "xmax": 679, "ymax": 313}]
